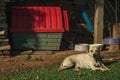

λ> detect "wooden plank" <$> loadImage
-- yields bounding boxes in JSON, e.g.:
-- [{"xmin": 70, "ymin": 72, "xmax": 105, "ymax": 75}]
[
  {"xmin": 0, "ymin": 31, "xmax": 5, "ymax": 35},
  {"xmin": 0, "ymin": 39, "xmax": 9, "ymax": 42},
  {"xmin": 94, "ymin": 0, "xmax": 104, "ymax": 44},
  {"xmin": 0, "ymin": 45, "xmax": 10, "ymax": 50},
  {"xmin": 103, "ymin": 57, "xmax": 120, "ymax": 62}
]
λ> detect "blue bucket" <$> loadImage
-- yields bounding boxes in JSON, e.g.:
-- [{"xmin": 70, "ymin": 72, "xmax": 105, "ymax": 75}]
[{"xmin": 104, "ymin": 37, "xmax": 120, "ymax": 45}]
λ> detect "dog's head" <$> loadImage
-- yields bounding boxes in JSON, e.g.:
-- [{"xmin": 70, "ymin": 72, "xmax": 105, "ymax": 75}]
[{"xmin": 88, "ymin": 44, "xmax": 103, "ymax": 58}]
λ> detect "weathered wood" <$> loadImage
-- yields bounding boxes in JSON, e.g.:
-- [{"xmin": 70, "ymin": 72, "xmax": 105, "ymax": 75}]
[
  {"xmin": 0, "ymin": 45, "xmax": 10, "ymax": 50},
  {"xmin": 0, "ymin": 56, "xmax": 10, "ymax": 58},
  {"xmin": 0, "ymin": 39, "xmax": 9, "ymax": 42},
  {"xmin": 103, "ymin": 57, "xmax": 120, "ymax": 62},
  {"xmin": 0, "ymin": 31, "xmax": 5, "ymax": 35},
  {"xmin": 113, "ymin": 23, "xmax": 120, "ymax": 38},
  {"xmin": 94, "ymin": 0, "xmax": 104, "ymax": 44},
  {"xmin": 108, "ymin": 45, "xmax": 119, "ymax": 51},
  {"xmin": 110, "ymin": 23, "xmax": 120, "ymax": 51}
]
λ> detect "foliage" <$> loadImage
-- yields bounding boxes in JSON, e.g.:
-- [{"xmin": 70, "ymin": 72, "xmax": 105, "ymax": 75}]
[{"xmin": 0, "ymin": 61, "xmax": 120, "ymax": 80}]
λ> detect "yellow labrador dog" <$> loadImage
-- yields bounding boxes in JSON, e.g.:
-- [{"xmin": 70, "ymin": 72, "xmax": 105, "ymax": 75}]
[{"xmin": 58, "ymin": 44, "xmax": 109, "ymax": 72}]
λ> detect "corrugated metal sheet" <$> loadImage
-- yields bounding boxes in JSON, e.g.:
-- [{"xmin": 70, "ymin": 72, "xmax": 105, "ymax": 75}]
[
  {"xmin": 10, "ymin": 6, "xmax": 69, "ymax": 32},
  {"xmin": 63, "ymin": 10, "xmax": 69, "ymax": 31}
]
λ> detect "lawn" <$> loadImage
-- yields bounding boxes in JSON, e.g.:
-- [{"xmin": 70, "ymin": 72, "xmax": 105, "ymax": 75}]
[{"xmin": 0, "ymin": 61, "xmax": 120, "ymax": 80}]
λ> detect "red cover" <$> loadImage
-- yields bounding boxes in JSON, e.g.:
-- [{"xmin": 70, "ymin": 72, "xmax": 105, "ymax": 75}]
[
  {"xmin": 63, "ymin": 10, "xmax": 69, "ymax": 32},
  {"xmin": 11, "ymin": 6, "xmax": 69, "ymax": 32}
]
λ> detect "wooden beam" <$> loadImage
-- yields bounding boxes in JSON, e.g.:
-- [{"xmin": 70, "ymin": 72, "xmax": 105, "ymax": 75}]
[
  {"xmin": 113, "ymin": 23, "xmax": 120, "ymax": 38},
  {"xmin": 94, "ymin": 0, "xmax": 104, "ymax": 44}
]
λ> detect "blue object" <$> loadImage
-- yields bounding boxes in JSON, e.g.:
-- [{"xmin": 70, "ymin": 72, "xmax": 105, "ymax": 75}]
[
  {"xmin": 80, "ymin": 5, "xmax": 94, "ymax": 32},
  {"xmin": 104, "ymin": 37, "xmax": 120, "ymax": 45}
]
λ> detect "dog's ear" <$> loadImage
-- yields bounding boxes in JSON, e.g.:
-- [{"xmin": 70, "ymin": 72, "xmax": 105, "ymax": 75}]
[{"xmin": 99, "ymin": 44, "xmax": 103, "ymax": 51}]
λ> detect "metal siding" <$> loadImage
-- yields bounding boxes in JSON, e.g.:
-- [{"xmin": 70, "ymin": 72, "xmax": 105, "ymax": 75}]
[
  {"xmin": 50, "ymin": 7, "xmax": 57, "ymax": 29},
  {"xmin": 56, "ymin": 7, "xmax": 63, "ymax": 29},
  {"xmin": 10, "ymin": 6, "xmax": 69, "ymax": 32},
  {"xmin": 63, "ymin": 10, "xmax": 69, "ymax": 31}
]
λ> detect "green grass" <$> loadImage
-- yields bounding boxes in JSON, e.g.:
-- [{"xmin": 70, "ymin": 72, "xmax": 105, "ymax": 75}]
[{"xmin": 0, "ymin": 61, "xmax": 120, "ymax": 80}]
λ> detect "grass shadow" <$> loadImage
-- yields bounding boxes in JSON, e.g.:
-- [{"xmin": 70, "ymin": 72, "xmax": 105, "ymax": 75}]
[{"xmin": 104, "ymin": 60, "xmax": 118, "ymax": 66}]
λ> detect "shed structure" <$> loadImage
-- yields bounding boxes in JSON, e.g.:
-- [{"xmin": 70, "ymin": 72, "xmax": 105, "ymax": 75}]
[{"xmin": 10, "ymin": 6, "xmax": 69, "ymax": 50}]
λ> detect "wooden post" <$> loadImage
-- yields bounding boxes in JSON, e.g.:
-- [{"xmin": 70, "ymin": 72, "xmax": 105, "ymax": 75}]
[
  {"xmin": 113, "ymin": 23, "xmax": 120, "ymax": 38},
  {"xmin": 109, "ymin": 23, "xmax": 120, "ymax": 51},
  {"xmin": 94, "ymin": 0, "xmax": 104, "ymax": 44}
]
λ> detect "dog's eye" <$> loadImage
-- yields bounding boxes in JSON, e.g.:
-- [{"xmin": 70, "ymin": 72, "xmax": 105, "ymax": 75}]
[{"xmin": 90, "ymin": 50, "xmax": 93, "ymax": 52}]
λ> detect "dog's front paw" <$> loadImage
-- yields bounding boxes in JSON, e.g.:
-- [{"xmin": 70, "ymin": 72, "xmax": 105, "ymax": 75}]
[
  {"xmin": 105, "ymin": 67, "xmax": 110, "ymax": 71},
  {"xmin": 74, "ymin": 68, "xmax": 80, "ymax": 71},
  {"xmin": 100, "ymin": 68, "xmax": 109, "ymax": 72}
]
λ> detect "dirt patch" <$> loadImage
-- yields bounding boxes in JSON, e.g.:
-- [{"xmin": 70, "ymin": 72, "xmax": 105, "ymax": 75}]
[
  {"xmin": 0, "ymin": 50, "xmax": 120, "ymax": 73},
  {"xmin": 0, "ymin": 50, "xmax": 80, "ymax": 73}
]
